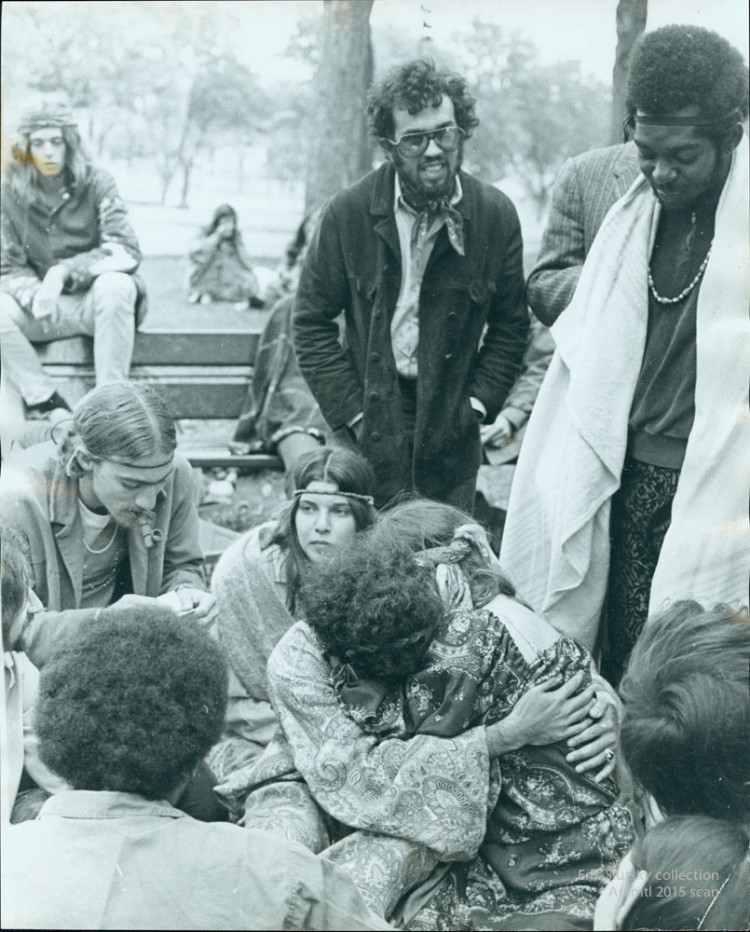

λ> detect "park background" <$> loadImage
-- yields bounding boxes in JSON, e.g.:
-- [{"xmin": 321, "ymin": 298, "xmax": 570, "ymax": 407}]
[{"xmin": 2, "ymin": 0, "xmax": 748, "ymax": 533}]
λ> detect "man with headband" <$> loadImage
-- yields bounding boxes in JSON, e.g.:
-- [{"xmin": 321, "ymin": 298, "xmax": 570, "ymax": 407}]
[
  {"xmin": 501, "ymin": 25, "xmax": 749, "ymax": 683},
  {"xmin": 0, "ymin": 382, "xmax": 216, "ymax": 671},
  {"xmin": 0, "ymin": 94, "xmax": 144, "ymax": 424},
  {"xmin": 293, "ymin": 59, "xmax": 528, "ymax": 509}
]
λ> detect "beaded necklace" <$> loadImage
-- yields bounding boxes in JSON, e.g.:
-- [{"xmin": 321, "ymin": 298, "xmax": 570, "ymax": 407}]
[
  {"xmin": 648, "ymin": 243, "xmax": 713, "ymax": 305},
  {"xmin": 648, "ymin": 210, "xmax": 713, "ymax": 306}
]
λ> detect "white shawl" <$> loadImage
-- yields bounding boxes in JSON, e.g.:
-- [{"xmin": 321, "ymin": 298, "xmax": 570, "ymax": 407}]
[{"xmin": 501, "ymin": 136, "xmax": 750, "ymax": 650}]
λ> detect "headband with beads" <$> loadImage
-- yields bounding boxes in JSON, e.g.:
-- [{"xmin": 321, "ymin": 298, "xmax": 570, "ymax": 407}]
[{"xmin": 294, "ymin": 489, "xmax": 375, "ymax": 506}]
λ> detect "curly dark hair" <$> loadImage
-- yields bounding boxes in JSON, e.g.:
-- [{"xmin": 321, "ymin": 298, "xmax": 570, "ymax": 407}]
[
  {"xmin": 36, "ymin": 605, "xmax": 227, "ymax": 799},
  {"xmin": 625, "ymin": 25, "xmax": 749, "ymax": 146},
  {"xmin": 619, "ymin": 600, "xmax": 750, "ymax": 821},
  {"xmin": 301, "ymin": 534, "xmax": 445, "ymax": 680},
  {"xmin": 367, "ymin": 59, "xmax": 480, "ymax": 143}
]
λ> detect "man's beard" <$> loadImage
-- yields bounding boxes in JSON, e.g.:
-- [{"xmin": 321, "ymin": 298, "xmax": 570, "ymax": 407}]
[{"xmin": 393, "ymin": 145, "xmax": 462, "ymax": 211}]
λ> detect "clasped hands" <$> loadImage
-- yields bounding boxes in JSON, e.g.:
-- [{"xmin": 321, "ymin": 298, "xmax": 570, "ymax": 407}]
[{"xmin": 487, "ymin": 670, "xmax": 619, "ymax": 782}]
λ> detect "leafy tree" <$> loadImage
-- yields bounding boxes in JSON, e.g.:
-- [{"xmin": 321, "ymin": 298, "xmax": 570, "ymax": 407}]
[
  {"xmin": 2, "ymin": 1, "xmax": 268, "ymax": 206},
  {"xmin": 454, "ymin": 21, "xmax": 610, "ymax": 214}
]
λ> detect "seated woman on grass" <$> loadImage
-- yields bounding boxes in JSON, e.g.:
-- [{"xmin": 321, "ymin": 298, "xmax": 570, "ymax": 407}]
[
  {"xmin": 217, "ymin": 500, "xmax": 632, "ymax": 929},
  {"xmin": 208, "ymin": 446, "xmax": 377, "ymax": 780},
  {"xmin": 188, "ymin": 204, "xmax": 263, "ymax": 309}
]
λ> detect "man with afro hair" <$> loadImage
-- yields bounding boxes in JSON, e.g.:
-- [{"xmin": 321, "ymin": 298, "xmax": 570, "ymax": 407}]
[
  {"xmin": 293, "ymin": 59, "xmax": 529, "ymax": 509},
  {"xmin": 502, "ymin": 25, "xmax": 749, "ymax": 683},
  {"xmin": 0, "ymin": 604, "xmax": 390, "ymax": 930}
]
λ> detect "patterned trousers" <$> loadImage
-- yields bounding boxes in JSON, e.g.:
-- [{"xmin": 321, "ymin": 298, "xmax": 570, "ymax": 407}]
[{"xmin": 602, "ymin": 457, "xmax": 680, "ymax": 686}]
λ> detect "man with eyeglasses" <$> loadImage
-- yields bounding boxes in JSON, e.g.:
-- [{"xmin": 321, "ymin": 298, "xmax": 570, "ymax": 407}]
[{"xmin": 294, "ymin": 59, "xmax": 529, "ymax": 509}]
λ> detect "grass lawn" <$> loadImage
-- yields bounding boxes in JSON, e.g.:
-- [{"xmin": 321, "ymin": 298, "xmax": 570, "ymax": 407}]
[{"xmin": 137, "ymin": 255, "xmax": 275, "ymax": 331}]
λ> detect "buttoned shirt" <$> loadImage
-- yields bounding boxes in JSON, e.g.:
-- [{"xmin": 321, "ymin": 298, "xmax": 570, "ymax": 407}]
[
  {"xmin": 1, "ymin": 791, "xmax": 391, "ymax": 930},
  {"xmin": 347, "ymin": 173, "xmax": 485, "ymax": 430},
  {"xmin": 391, "ymin": 173, "xmax": 464, "ymax": 378}
]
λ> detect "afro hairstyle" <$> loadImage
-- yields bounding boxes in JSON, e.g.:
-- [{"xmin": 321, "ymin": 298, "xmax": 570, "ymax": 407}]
[
  {"xmin": 625, "ymin": 25, "xmax": 748, "ymax": 145},
  {"xmin": 36, "ymin": 604, "xmax": 227, "ymax": 799},
  {"xmin": 301, "ymin": 532, "xmax": 445, "ymax": 680}
]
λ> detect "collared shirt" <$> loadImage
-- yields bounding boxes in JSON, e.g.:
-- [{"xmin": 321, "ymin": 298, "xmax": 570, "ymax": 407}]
[
  {"xmin": 1, "ymin": 790, "xmax": 391, "ymax": 930},
  {"xmin": 391, "ymin": 173, "xmax": 464, "ymax": 379}
]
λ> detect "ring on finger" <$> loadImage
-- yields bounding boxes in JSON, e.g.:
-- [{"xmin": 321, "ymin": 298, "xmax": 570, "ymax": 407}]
[{"xmin": 604, "ymin": 748, "xmax": 615, "ymax": 762}]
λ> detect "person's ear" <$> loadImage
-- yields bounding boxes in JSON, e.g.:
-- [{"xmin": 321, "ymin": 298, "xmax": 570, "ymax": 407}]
[
  {"xmin": 75, "ymin": 448, "xmax": 96, "ymax": 473},
  {"xmin": 723, "ymin": 121, "xmax": 745, "ymax": 153},
  {"xmin": 643, "ymin": 791, "xmax": 665, "ymax": 829},
  {"xmin": 379, "ymin": 138, "xmax": 395, "ymax": 162}
]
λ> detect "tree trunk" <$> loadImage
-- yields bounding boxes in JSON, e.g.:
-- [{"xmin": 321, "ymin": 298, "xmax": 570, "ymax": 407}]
[
  {"xmin": 179, "ymin": 157, "xmax": 194, "ymax": 208},
  {"xmin": 159, "ymin": 166, "xmax": 172, "ymax": 205},
  {"xmin": 305, "ymin": 0, "xmax": 375, "ymax": 214},
  {"xmin": 610, "ymin": 0, "xmax": 647, "ymax": 144}
]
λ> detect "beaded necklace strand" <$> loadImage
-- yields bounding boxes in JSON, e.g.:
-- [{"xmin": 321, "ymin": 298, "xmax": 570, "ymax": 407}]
[
  {"xmin": 648, "ymin": 210, "xmax": 713, "ymax": 306},
  {"xmin": 648, "ymin": 242, "xmax": 713, "ymax": 305}
]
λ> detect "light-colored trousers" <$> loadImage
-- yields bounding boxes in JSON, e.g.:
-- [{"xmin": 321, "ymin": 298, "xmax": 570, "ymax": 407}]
[{"xmin": 0, "ymin": 271, "xmax": 137, "ymax": 406}]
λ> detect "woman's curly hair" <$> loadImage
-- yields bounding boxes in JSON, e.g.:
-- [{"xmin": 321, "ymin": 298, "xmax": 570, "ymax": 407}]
[
  {"xmin": 36, "ymin": 605, "xmax": 227, "ymax": 799},
  {"xmin": 367, "ymin": 59, "xmax": 480, "ymax": 143},
  {"xmin": 625, "ymin": 25, "xmax": 749, "ymax": 146},
  {"xmin": 302, "ymin": 533, "xmax": 444, "ymax": 680}
]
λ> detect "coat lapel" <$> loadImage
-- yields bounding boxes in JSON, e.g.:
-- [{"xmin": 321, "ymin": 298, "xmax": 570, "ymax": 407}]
[
  {"xmin": 49, "ymin": 465, "xmax": 84, "ymax": 606},
  {"xmin": 370, "ymin": 163, "xmax": 401, "ymax": 263}
]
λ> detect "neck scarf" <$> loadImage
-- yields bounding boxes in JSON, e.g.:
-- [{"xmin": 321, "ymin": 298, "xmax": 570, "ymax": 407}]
[{"xmin": 410, "ymin": 196, "xmax": 465, "ymax": 257}]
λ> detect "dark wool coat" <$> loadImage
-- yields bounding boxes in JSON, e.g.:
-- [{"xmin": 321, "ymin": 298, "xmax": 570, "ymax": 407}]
[{"xmin": 293, "ymin": 162, "xmax": 529, "ymax": 505}]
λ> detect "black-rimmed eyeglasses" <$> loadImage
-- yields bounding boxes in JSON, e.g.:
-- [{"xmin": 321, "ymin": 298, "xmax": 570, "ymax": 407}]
[{"xmin": 382, "ymin": 125, "xmax": 465, "ymax": 158}]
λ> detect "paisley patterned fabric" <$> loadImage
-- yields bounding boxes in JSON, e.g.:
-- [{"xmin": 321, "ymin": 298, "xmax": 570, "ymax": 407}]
[
  {"xmin": 214, "ymin": 588, "xmax": 635, "ymax": 929},
  {"xmin": 214, "ymin": 620, "xmax": 496, "ymax": 863},
  {"xmin": 332, "ymin": 592, "xmax": 636, "ymax": 929}
]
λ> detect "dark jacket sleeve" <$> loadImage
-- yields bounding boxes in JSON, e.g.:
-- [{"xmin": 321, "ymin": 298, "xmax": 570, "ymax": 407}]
[
  {"xmin": 292, "ymin": 200, "xmax": 364, "ymax": 431},
  {"xmin": 0, "ymin": 184, "xmax": 42, "ymax": 309},
  {"xmin": 160, "ymin": 454, "xmax": 207, "ymax": 593},
  {"xmin": 526, "ymin": 157, "xmax": 585, "ymax": 327},
  {"xmin": 470, "ymin": 196, "xmax": 529, "ymax": 421},
  {"xmin": 59, "ymin": 168, "xmax": 142, "ymax": 293}
]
